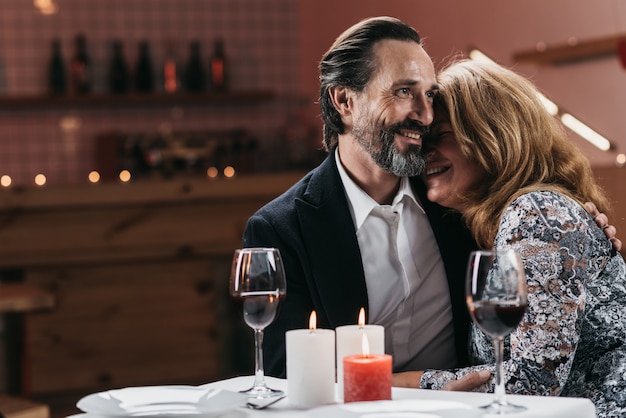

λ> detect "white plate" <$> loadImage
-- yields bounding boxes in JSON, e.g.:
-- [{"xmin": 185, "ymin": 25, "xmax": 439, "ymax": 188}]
[
  {"xmin": 76, "ymin": 385, "xmax": 248, "ymax": 417},
  {"xmin": 307, "ymin": 399, "xmax": 484, "ymax": 418}
]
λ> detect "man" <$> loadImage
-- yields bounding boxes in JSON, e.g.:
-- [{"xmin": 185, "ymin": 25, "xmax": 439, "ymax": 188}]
[{"xmin": 242, "ymin": 16, "xmax": 619, "ymax": 389}]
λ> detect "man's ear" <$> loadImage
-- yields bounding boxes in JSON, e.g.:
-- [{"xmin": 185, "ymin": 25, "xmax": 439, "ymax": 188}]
[{"xmin": 328, "ymin": 85, "xmax": 353, "ymax": 117}]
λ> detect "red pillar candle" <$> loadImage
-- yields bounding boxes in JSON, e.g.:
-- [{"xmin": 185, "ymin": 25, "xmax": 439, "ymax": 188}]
[
  {"xmin": 343, "ymin": 352, "xmax": 392, "ymax": 402},
  {"xmin": 336, "ymin": 308, "xmax": 385, "ymax": 400}
]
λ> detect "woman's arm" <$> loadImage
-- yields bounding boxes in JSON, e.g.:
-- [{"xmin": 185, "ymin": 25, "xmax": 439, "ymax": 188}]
[
  {"xmin": 492, "ymin": 192, "xmax": 610, "ymax": 395},
  {"xmin": 394, "ymin": 370, "xmax": 491, "ymax": 390},
  {"xmin": 419, "ymin": 191, "xmax": 611, "ymax": 395}
]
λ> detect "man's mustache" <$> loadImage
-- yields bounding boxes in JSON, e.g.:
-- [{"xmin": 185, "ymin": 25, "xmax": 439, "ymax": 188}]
[{"xmin": 387, "ymin": 120, "xmax": 430, "ymax": 136}]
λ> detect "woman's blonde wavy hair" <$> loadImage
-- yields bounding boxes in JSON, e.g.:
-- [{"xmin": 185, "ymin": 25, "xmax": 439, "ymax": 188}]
[{"xmin": 434, "ymin": 59, "xmax": 610, "ymax": 249}]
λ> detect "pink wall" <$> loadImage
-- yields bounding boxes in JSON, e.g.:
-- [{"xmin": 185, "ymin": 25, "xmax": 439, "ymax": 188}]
[
  {"xmin": 0, "ymin": 0, "xmax": 304, "ymax": 186},
  {"xmin": 2, "ymin": 1, "xmax": 625, "ymax": 186},
  {"xmin": 297, "ymin": 0, "xmax": 626, "ymax": 168}
]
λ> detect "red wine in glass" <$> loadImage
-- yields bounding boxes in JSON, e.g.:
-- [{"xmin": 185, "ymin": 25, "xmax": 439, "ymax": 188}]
[
  {"xmin": 470, "ymin": 300, "xmax": 527, "ymax": 338},
  {"xmin": 466, "ymin": 249, "xmax": 528, "ymax": 414}
]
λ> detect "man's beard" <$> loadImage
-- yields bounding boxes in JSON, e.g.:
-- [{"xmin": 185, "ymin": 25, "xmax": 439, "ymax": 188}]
[{"xmin": 353, "ymin": 119, "xmax": 428, "ymax": 177}]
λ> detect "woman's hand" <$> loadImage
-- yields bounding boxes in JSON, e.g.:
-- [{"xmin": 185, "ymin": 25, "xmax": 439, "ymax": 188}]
[
  {"xmin": 392, "ymin": 371, "xmax": 424, "ymax": 388},
  {"xmin": 441, "ymin": 370, "xmax": 491, "ymax": 391},
  {"xmin": 392, "ymin": 370, "xmax": 491, "ymax": 391}
]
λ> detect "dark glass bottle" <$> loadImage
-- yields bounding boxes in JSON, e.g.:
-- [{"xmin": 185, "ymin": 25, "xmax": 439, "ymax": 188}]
[
  {"xmin": 71, "ymin": 33, "xmax": 91, "ymax": 95},
  {"xmin": 108, "ymin": 40, "xmax": 130, "ymax": 94},
  {"xmin": 134, "ymin": 40, "xmax": 154, "ymax": 93},
  {"xmin": 184, "ymin": 41, "xmax": 205, "ymax": 93},
  {"xmin": 48, "ymin": 39, "xmax": 66, "ymax": 95},
  {"xmin": 209, "ymin": 38, "xmax": 228, "ymax": 92}
]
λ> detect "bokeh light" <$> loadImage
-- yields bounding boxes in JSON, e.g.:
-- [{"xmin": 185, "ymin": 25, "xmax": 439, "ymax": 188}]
[
  {"xmin": 119, "ymin": 170, "xmax": 131, "ymax": 183},
  {"xmin": 88, "ymin": 171, "xmax": 101, "ymax": 183},
  {"xmin": 223, "ymin": 166, "xmax": 235, "ymax": 178},
  {"xmin": 35, "ymin": 174, "xmax": 47, "ymax": 186}
]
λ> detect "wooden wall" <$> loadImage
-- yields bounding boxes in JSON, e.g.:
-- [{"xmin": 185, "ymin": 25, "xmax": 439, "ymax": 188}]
[{"xmin": 0, "ymin": 172, "xmax": 304, "ymax": 396}]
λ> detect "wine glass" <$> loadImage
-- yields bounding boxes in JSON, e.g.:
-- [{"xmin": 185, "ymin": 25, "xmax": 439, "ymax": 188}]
[
  {"xmin": 466, "ymin": 249, "xmax": 528, "ymax": 414},
  {"xmin": 230, "ymin": 247, "xmax": 286, "ymax": 398}
]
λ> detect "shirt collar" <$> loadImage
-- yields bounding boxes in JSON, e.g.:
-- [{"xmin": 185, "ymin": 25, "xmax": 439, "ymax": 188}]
[{"xmin": 335, "ymin": 149, "xmax": 425, "ymax": 230}]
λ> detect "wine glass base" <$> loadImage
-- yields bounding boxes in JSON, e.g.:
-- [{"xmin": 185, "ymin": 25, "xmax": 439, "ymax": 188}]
[
  {"xmin": 480, "ymin": 401, "xmax": 526, "ymax": 414},
  {"xmin": 240, "ymin": 385, "xmax": 284, "ymax": 399}
]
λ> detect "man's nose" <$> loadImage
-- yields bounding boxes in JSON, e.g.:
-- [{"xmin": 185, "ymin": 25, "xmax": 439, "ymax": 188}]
[{"xmin": 408, "ymin": 95, "xmax": 434, "ymax": 127}]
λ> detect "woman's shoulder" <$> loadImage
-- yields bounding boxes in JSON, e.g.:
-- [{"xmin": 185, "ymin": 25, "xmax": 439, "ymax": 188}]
[
  {"xmin": 499, "ymin": 189, "xmax": 611, "ymax": 254},
  {"xmin": 509, "ymin": 189, "xmax": 579, "ymax": 209},
  {"xmin": 505, "ymin": 190, "xmax": 588, "ymax": 224}
]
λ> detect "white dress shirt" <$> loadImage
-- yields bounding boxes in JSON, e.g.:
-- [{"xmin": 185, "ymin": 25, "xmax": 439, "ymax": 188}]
[{"xmin": 335, "ymin": 150, "xmax": 457, "ymax": 371}]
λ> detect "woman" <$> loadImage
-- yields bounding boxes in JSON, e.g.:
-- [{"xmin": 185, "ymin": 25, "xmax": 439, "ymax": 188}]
[{"xmin": 420, "ymin": 59, "xmax": 626, "ymax": 417}]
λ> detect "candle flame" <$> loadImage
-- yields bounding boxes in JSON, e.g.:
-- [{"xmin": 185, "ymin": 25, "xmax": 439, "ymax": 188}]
[
  {"xmin": 309, "ymin": 310, "xmax": 317, "ymax": 330},
  {"xmin": 358, "ymin": 307, "xmax": 365, "ymax": 327},
  {"xmin": 361, "ymin": 333, "xmax": 370, "ymax": 357}
]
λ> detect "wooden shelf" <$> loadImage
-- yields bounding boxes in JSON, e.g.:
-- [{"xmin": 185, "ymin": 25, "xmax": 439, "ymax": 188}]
[
  {"xmin": 0, "ymin": 283, "xmax": 55, "ymax": 313},
  {"xmin": 513, "ymin": 33, "xmax": 626, "ymax": 65},
  {"xmin": 0, "ymin": 172, "xmax": 306, "ymax": 267},
  {"xmin": 0, "ymin": 90, "xmax": 274, "ymax": 110}
]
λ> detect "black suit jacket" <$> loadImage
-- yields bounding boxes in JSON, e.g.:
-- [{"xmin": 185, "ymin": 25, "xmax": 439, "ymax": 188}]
[{"xmin": 243, "ymin": 150, "xmax": 477, "ymax": 377}]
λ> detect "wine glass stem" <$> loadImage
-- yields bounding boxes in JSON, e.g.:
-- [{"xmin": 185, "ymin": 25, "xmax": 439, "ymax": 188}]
[
  {"xmin": 493, "ymin": 337, "xmax": 506, "ymax": 405},
  {"xmin": 253, "ymin": 328, "xmax": 266, "ymax": 388}
]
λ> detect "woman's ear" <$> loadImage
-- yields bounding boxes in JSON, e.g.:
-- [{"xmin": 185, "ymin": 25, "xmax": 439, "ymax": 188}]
[{"xmin": 328, "ymin": 85, "xmax": 353, "ymax": 117}]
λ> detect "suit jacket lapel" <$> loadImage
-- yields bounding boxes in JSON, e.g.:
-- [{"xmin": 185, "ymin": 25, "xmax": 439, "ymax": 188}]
[{"xmin": 295, "ymin": 153, "xmax": 368, "ymax": 328}]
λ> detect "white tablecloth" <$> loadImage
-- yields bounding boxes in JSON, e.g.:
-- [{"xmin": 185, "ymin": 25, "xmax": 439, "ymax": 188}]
[
  {"xmin": 201, "ymin": 375, "xmax": 596, "ymax": 418},
  {"xmin": 69, "ymin": 375, "xmax": 596, "ymax": 418}
]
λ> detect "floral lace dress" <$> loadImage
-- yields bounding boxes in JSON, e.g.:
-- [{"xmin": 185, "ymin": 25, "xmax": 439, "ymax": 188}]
[{"xmin": 420, "ymin": 190, "xmax": 626, "ymax": 418}]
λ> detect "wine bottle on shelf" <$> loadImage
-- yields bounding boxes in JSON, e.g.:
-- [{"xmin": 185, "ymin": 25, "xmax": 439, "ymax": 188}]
[
  {"xmin": 209, "ymin": 38, "xmax": 228, "ymax": 92},
  {"xmin": 70, "ymin": 33, "xmax": 91, "ymax": 95},
  {"xmin": 107, "ymin": 40, "xmax": 130, "ymax": 94},
  {"xmin": 134, "ymin": 40, "xmax": 154, "ymax": 93},
  {"xmin": 162, "ymin": 40, "xmax": 179, "ymax": 93},
  {"xmin": 184, "ymin": 40, "xmax": 205, "ymax": 93},
  {"xmin": 48, "ymin": 38, "xmax": 67, "ymax": 95}
]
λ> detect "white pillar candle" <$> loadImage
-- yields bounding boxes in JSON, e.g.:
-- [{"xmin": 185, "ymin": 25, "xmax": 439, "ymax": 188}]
[
  {"xmin": 286, "ymin": 311, "xmax": 336, "ymax": 408},
  {"xmin": 335, "ymin": 308, "xmax": 385, "ymax": 400}
]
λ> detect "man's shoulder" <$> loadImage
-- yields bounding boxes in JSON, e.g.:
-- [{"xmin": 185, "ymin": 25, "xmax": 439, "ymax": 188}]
[
  {"xmin": 255, "ymin": 155, "xmax": 338, "ymax": 217},
  {"xmin": 257, "ymin": 171, "xmax": 314, "ymax": 214}
]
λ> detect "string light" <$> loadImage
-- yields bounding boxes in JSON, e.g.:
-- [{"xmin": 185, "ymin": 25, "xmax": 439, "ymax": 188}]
[
  {"xmin": 206, "ymin": 166, "xmax": 219, "ymax": 179},
  {"xmin": 119, "ymin": 170, "xmax": 131, "ymax": 183},
  {"xmin": 88, "ymin": 171, "xmax": 101, "ymax": 183},
  {"xmin": 1, "ymin": 175, "xmax": 11, "ymax": 188},
  {"xmin": 560, "ymin": 113, "xmax": 611, "ymax": 151},
  {"xmin": 536, "ymin": 93, "xmax": 559, "ymax": 117},
  {"xmin": 468, "ymin": 49, "xmax": 495, "ymax": 64},
  {"xmin": 34, "ymin": 174, "xmax": 47, "ymax": 186},
  {"xmin": 223, "ymin": 166, "xmax": 235, "ymax": 178}
]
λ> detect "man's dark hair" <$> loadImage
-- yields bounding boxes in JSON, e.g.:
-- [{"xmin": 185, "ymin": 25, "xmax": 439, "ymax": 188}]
[{"xmin": 318, "ymin": 16, "xmax": 422, "ymax": 151}]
